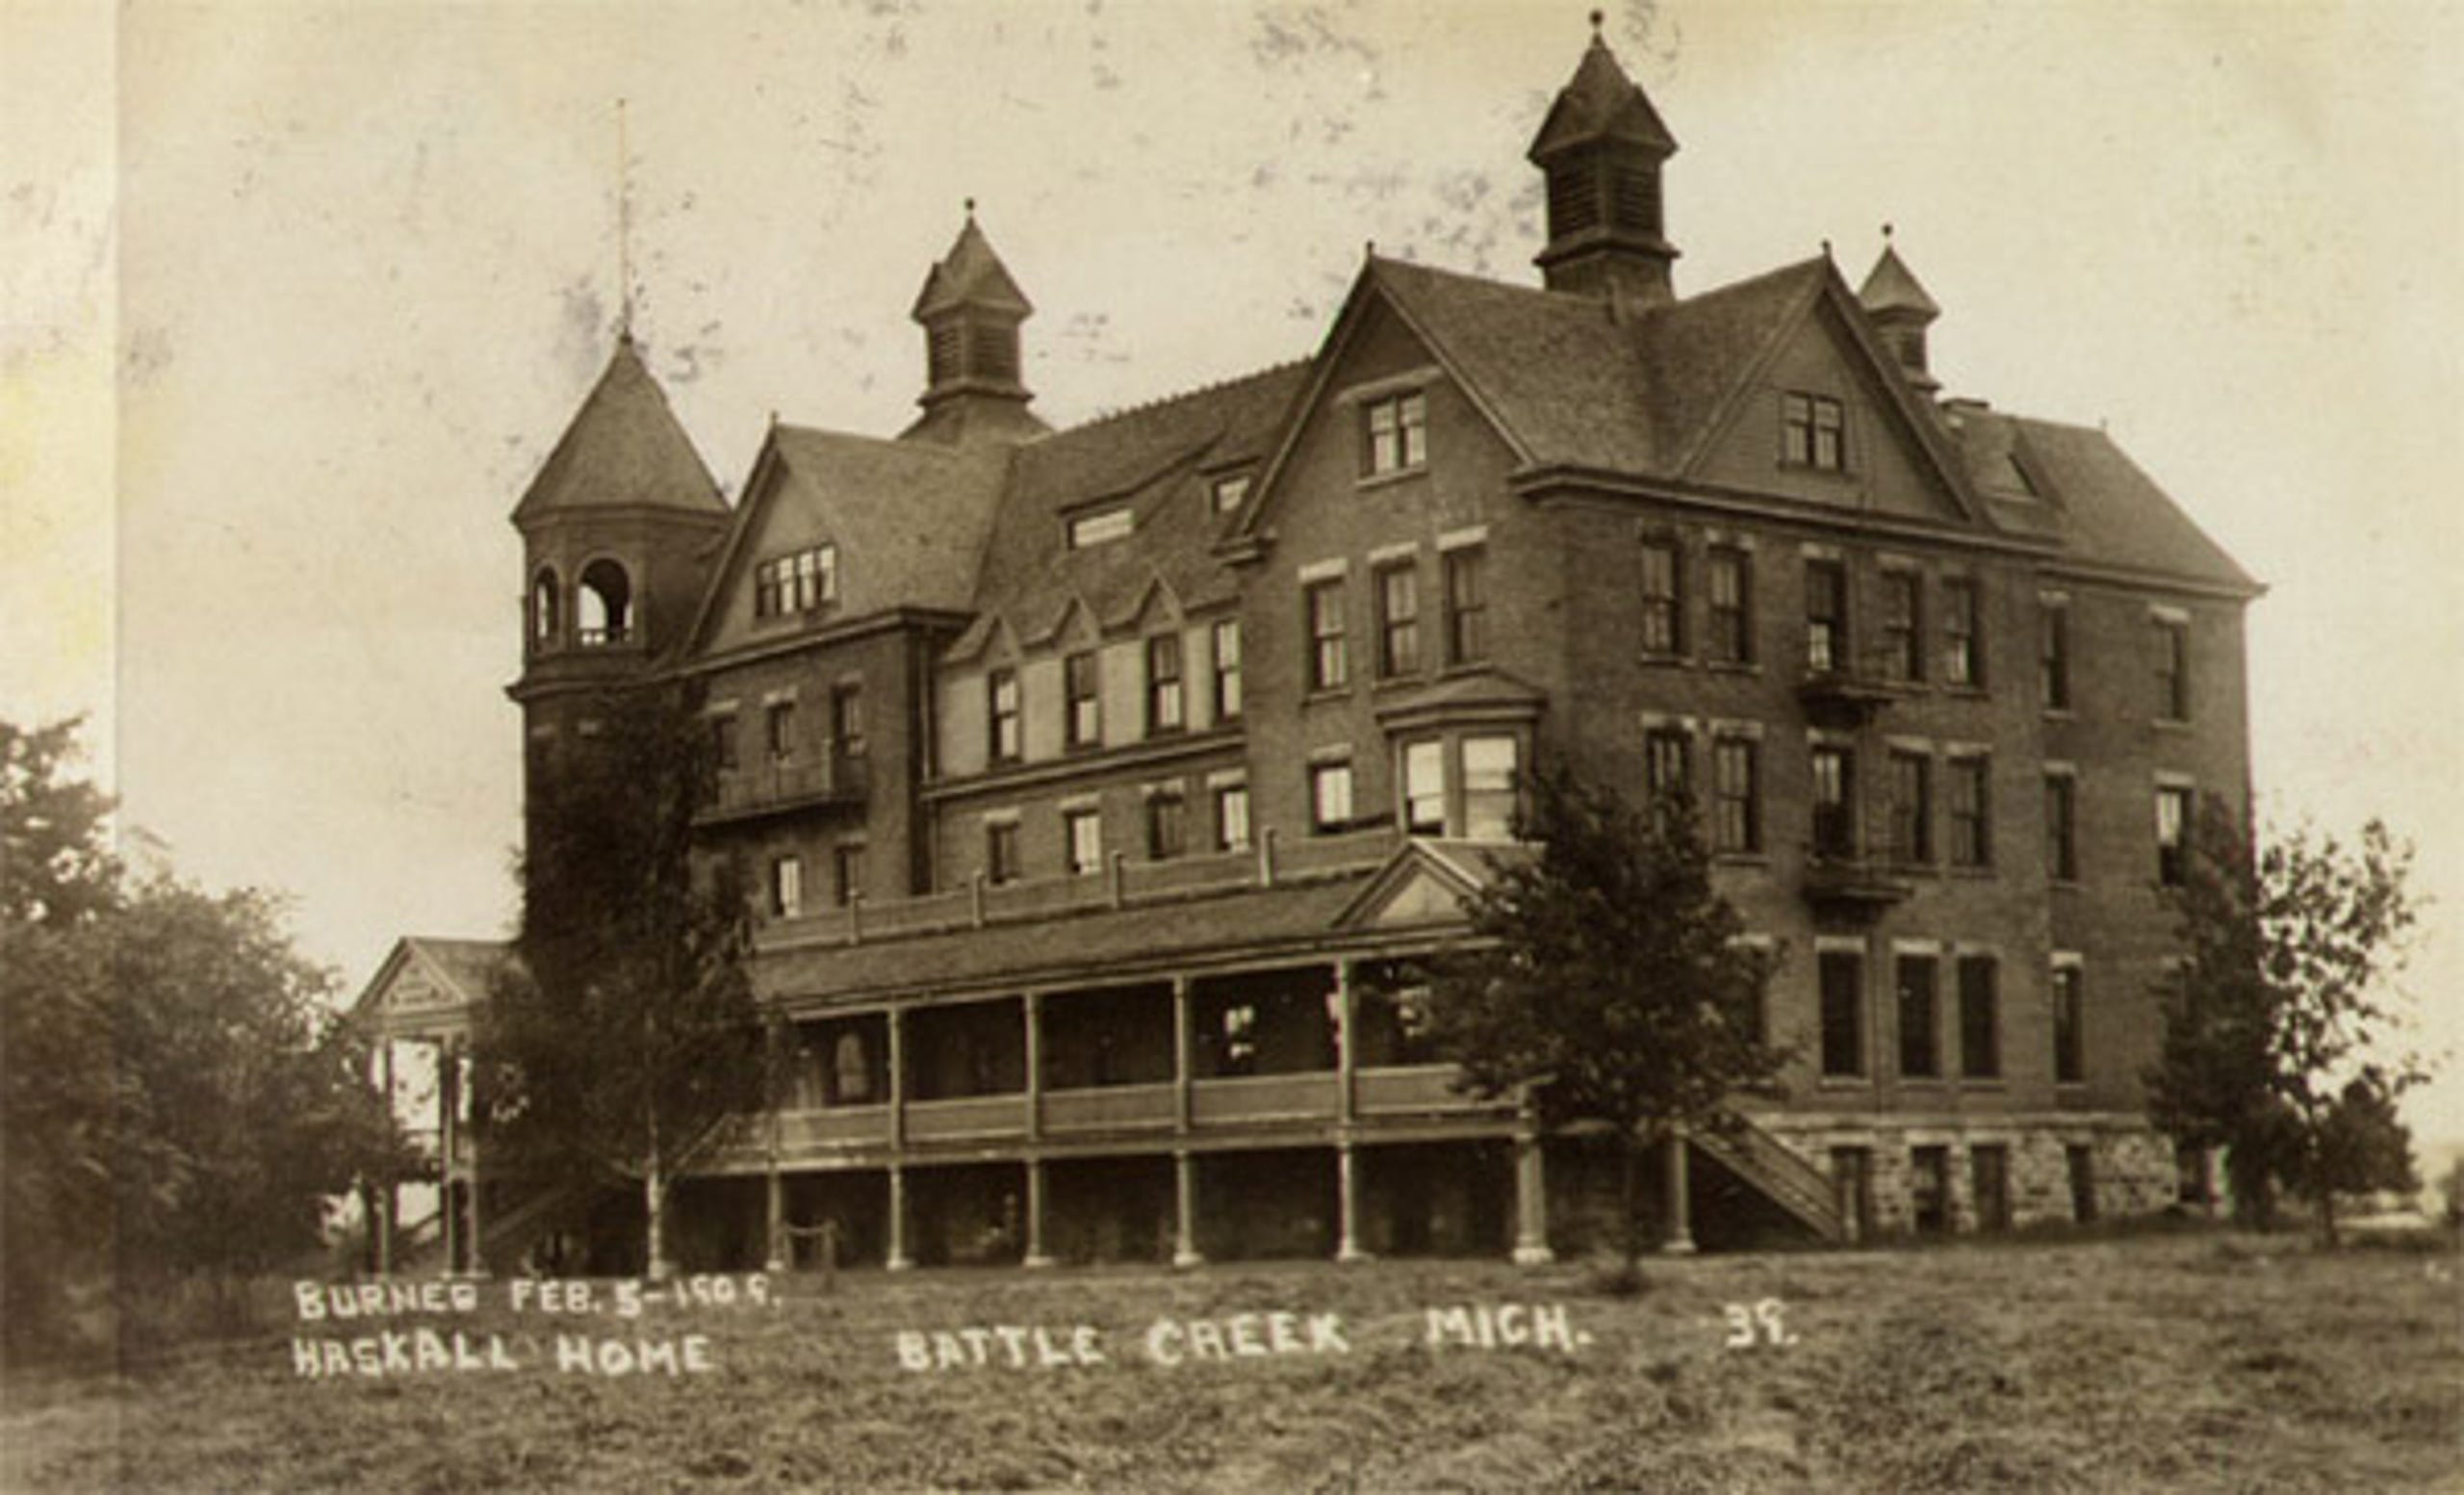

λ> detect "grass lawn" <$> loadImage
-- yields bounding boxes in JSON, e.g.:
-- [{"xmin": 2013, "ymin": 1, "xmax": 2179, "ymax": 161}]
[{"xmin": 3, "ymin": 1229, "xmax": 2455, "ymax": 1493}]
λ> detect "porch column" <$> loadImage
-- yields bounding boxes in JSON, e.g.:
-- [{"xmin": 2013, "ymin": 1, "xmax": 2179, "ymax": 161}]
[
  {"xmin": 1335, "ymin": 1143, "xmax": 1369, "ymax": 1263},
  {"xmin": 1022, "ymin": 992, "xmax": 1043, "ymax": 1141},
  {"xmin": 1023, "ymin": 1157, "xmax": 1054, "ymax": 1269},
  {"xmin": 462, "ymin": 1042, "xmax": 485, "ymax": 1277},
  {"xmin": 376, "ymin": 1038, "xmax": 397, "ymax": 1277},
  {"xmin": 886, "ymin": 1007, "xmax": 911, "ymax": 1271},
  {"xmin": 1507, "ymin": 1127, "xmax": 1547, "ymax": 1271},
  {"xmin": 1333, "ymin": 962, "xmax": 1357, "ymax": 1125},
  {"xmin": 1171, "ymin": 1149, "xmax": 1203, "ymax": 1269},
  {"xmin": 1660, "ymin": 1128, "xmax": 1696, "ymax": 1255},
  {"xmin": 1170, "ymin": 976, "xmax": 1194, "ymax": 1134},
  {"xmin": 763, "ymin": 1018, "xmax": 786, "ymax": 1273},
  {"xmin": 436, "ymin": 1036, "xmax": 460, "ymax": 1276},
  {"xmin": 886, "ymin": 1166, "xmax": 911, "ymax": 1272}
]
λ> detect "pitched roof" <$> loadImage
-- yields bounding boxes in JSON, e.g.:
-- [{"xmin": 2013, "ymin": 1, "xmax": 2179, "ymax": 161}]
[
  {"xmin": 1857, "ymin": 245, "xmax": 1940, "ymax": 320},
  {"xmin": 1527, "ymin": 36, "xmax": 1677, "ymax": 160},
  {"xmin": 511, "ymin": 339, "xmax": 727, "ymax": 524},
  {"xmin": 1979, "ymin": 412, "xmax": 2258, "ymax": 590},
  {"xmin": 911, "ymin": 217, "xmax": 1032, "ymax": 320},
  {"xmin": 957, "ymin": 362, "xmax": 1308, "ymax": 652},
  {"xmin": 1631, "ymin": 258, "xmax": 1834, "ymax": 472}
]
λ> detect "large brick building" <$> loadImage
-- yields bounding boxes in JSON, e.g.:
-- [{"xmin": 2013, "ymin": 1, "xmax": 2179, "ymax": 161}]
[{"xmin": 364, "ymin": 29, "xmax": 2256, "ymax": 1274}]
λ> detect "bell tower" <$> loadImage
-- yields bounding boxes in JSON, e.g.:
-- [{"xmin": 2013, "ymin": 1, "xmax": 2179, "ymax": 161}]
[
  {"xmin": 1527, "ymin": 14, "xmax": 1681, "ymax": 309},
  {"xmin": 507, "ymin": 334, "xmax": 730, "ymax": 811}
]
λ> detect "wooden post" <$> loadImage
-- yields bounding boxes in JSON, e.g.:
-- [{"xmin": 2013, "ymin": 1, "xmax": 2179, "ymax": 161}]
[
  {"xmin": 764, "ymin": 1018, "xmax": 787, "ymax": 1273},
  {"xmin": 1023, "ymin": 1157, "xmax": 1054, "ymax": 1269},
  {"xmin": 377, "ymin": 1038, "xmax": 397, "ymax": 1277},
  {"xmin": 1172, "ymin": 1148, "xmax": 1203, "ymax": 1269},
  {"xmin": 820, "ymin": 1220, "xmax": 838, "ymax": 1294},
  {"xmin": 1171, "ymin": 975, "xmax": 1194, "ymax": 1135},
  {"xmin": 886, "ymin": 1166, "xmax": 911, "ymax": 1272},
  {"xmin": 1336, "ymin": 1143, "xmax": 1369, "ymax": 1263},
  {"xmin": 1512, "ymin": 1098, "xmax": 1553, "ymax": 1266},
  {"xmin": 437, "ymin": 1036, "xmax": 460, "ymax": 1276}
]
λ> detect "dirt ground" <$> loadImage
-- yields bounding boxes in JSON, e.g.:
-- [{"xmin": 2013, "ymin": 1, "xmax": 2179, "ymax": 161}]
[{"xmin": 3, "ymin": 1230, "xmax": 2455, "ymax": 1493}]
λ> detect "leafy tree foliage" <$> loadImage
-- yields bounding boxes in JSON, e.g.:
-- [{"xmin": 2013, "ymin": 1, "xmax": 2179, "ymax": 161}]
[
  {"xmin": 475, "ymin": 685, "xmax": 762, "ymax": 1279},
  {"xmin": 2, "ymin": 719, "xmax": 400, "ymax": 1361},
  {"xmin": 1424, "ymin": 764, "xmax": 1784, "ymax": 1268},
  {"xmin": 2146, "ymin": 795, "xmax": 2426, "ymax": 1242}
]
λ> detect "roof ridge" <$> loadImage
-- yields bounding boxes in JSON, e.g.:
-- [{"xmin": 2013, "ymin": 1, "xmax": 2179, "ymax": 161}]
[{"xmin": 1065, "ymin": 356, "xmax": 1313, "ymax": 433}]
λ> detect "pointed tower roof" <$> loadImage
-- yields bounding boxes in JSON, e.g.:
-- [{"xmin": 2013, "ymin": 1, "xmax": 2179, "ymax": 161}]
[
  {"xmin": 1527, "ymin": 26, "xmax": 1676, "ymax": 162},
  {"xmin": 911, "ymin": 214, "xmax": 1033, "ymax": 321},
  {"xmin": 1859, "ymin": 245, "xmax": 1941, "ymax": 320},
  {"xmin": 511, "ymin": 338, "xmax": 727, "ymax": 524}
]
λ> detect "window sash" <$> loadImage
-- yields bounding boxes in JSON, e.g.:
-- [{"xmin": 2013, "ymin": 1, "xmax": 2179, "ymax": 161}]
[
  {"xmin": 1706, "ymin": 549, "xmax": 1752, "ymax": 663},
  {"xmin": 988, "ymin": 670, "xmax": 1021, "ymax": 762},
  {"xmin": 1065, "ymin": 811, "xmax": 1103, "ymax": 875},
  {"xmin": 1462, "ymin": 735, "xmax": 1518, "ymax": 840},
  {"xmin": 1958, "ymin": 957, "xmax": 2000, "ymax": 1078},
  {"xmin": 1639, "ymin": 540, "xmax": 1681, "ymax": 655},
  {"xmin": 1146, "ymin": 634, "xmax": 1185, "ymax": 735},
  {"xmin": 1146, "ymin": 794, "xmax": 1187, "ymax": 861},
  {"xmin": 2040, "ymin": 604, "xmax": 2071, "ymax": 710},
  {"xmin": 2052, "ymin": 967, "xmax": 2085, "ymax": 1083},
  {"xmin": 1712, "ymin": 738, "xmax": 1758, "ymax": 853},
  {"xmin": 1214, "ymin": 785, "xmax": 1251, "ymax": 852},
  {"xmin": 1065, "ymin": 652, "xmax": 1101, "ymax": 747},
  {"xmin": 987, "ymin": 821, "xmax": 1020, "ymax": 885},
  {"xmin": 1889, "ymin": 753, "xmax": 1931, "ymax": 863},
  {"xmin": 2044, "ymin": 775, "xmax": 2077, "ymax": 881},
  {"xmin": 1819, "ymin": 952, "xmax": 1863, "ymax": 1077},
  {"xmin": 1806, "ymin": 560, "xmax": 1847, "ymax": 673},
  {"xmin": 1948, "ymin": 759, "xmax": 1990, "ymax": 866},
  {"xmin": 1310, "ymin": 762, "xmax": 1354, "ymax": 833},
  {"xmin": 1211, "ymin": 620, "xmax": 1243, "ymax": 720},
  {"xmin": 1942, "ymin": 579, "xmax": 1980, "ymax": 686},
  {"xmin": 1443, "ymin": 548, "xmax": 1487, "ymax": 665},
  {"xmin": 1306, "ymin": 581, "xmax": 1348, "ymax": 690},
  {"xmin": 1402, "ymin": 739, "xmax": 1447, "ymax": 835},
  {"xmin": 1377, "ymin": 566, "xmax": 1421, "ymax": 677},
  {"xmin": 1896, "ymin": 956, "xmax": 1939, "ymax": 1078},
  {"xmin": 1881, "ymin": 572, "xmax": 1921, "ymax": 682}
]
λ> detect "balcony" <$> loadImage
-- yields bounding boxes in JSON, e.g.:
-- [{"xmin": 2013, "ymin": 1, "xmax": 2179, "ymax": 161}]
[
  {"xmin": 698, "ymin": 750, "xmax": 868, "ymax": 828},
  {"xmin": 906, "ymin": 1093, "xmax": 1028, "ymax": 1144},
  {"xmin": 1042, "ymin": 1083, "xmax": 1177, "ymax": 1137},
  {"xmin": 1795, "ymin": 667, "xmax": 1901, "ymax": 726},
  {"xmin": 1354, "ymin": 1064, "xmax": 1508, "ymax": 1120},
  {"xmin": 1191, "ymin": 1071, "xmax": 1341, "ymax": 1127},
  {"xmin": 1801, "ymin": 849, "xmax": 1913, "ymax": 916}
]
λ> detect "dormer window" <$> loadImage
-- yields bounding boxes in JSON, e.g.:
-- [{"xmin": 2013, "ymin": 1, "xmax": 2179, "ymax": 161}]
[
  {"xmin": 1066, "ymin": 506, "xmax": 1134, "ymax": 549},
  {"xmin": 1211, "ymin": 475, "xmax": 1251, "ymax": 514},
  {"xmin": 1361, "ymin": 392, "xmax": 1426, "ymax": 477},
  {"xmin": 1783, "ymin": 393, "xmax": 1847, "ymax": 472},
  {"xmin": 755, "ymin": 544, "xmax": 838, "ymax": 619}
]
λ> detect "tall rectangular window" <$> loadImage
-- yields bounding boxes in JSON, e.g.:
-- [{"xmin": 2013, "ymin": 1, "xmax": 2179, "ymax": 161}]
[
  {"xmin": 1948, "ymin": 757, "xmax": 1990, "ymax": 868},
  {"xmin": 1362, "ymin": 391, "xmax": 1427, "ymax": 476},
  {"xmin": 710, "ymin": 715, "xmax": 739, "ymax": 773},
  {"xmin": 1639, "ymin": 538, "xmax": 1682, "ymax": 656},
  {"xmin": 1941, "ymin": 577, "xmax": 1981, "ymax": 687},
  {"xmin": 1810, "ymin": 744, "xmax": 1854, "ymax": 859},
  {"xmin": 1819, "ymin": 951, "xmax": 1864, "ymax": 1077},
  {"xmin": 1210, "ymin": 620, "xmax": 1243, "ymax": 721},
  {"xmin": 1887, "ymin": 751, "xmax": 1932, "ymax": 863},
  {"xmin": 2044, "ymin": 773, "xmax": 2078, "ymax": 882},
  {"xmin": 1896, "ymin": 953, "xmax": 1940, "ymax": 1079},
  {"xmin": 1146, "ymin": 791, "xmax": 1187, "ymax": 861},
  {"xmin": 1146, "ymin": 633, "xmax": 1185, "ymax": 735},
  {"xmin": 1305, "ymin": 580, "xmax": 1348, "ymax": 691},
  {"xmin": 1065, "ymin": 651, "xmax": 1100, "ymax": 748},
  {"xmin": 2051, "ymin": 965, "xmax": 2085, "ymax": 1083},
  {"xmin": 1402, "ymin": 739, "xmax": 1447, "ymax": 835},
  {"xmin": 1065, "ymin": 809, "xmax": 1103, "ymax": 876},
  {"xmin": 1463, "ymin": 735, "xmax": 1519, "ymax": 841},
  {"xmin": 1214, "ymin": 784, "xmax": 1250, "ymax": 852},
  {"xmin": 1443, "ymin": 547, "xmax": 1487, "ymax": 665},
  {"xmin": 1375, "ymin": 564, "xmax": 1421, "ymax": 677},
  {"xmin": 1644, "ymin": 727, "xmax": 1690, "ymax": 805},
  {"xmin": 2156, "ymin": 785, "xmax": 2194, "ymax": 886},
  {"xmin": 1971, "ymin": 1146, "xmax": 2012, "ymax": 1232},
  {"xmin": 833, "ymin": 843, "xmax": 865, "ymax": 907},
  {"xmin": 1309, "ymin": 761, "xmax": 1354, "ymax": 835},
  {"xmin": 1880, "ymin": 571, "xmax": 1922, "ymax": 683},
  {"xmin": 2040, "ymin": 599, "xmax": 2071, "ymax": 711},
  {"xmin": 986, "ymin": 820, "xmax": 1020, "ymax": 886},
  {"xmin": 2155, "ymin": 618, "xmax": 2191, "ymax": 722},
  {"xmin": 831, "ymin": 683, "xmax": 864, "ymax": 759},
  {"xmin": 768, "ymin": 855, "xmax": 803, "ymax": 918},
  {"xmin": 1805, "ymin": 559, "xmax": 1848, "ymax": 673},
  {"xmin": 1706, "ymin": 546, "xmax": 1753, "ymax": 664},
  {"xmin": 988, "ymin": 669, "xmax": 1022, "ymax": 764},
  {"xmin": 1783, "ymin": 392, "xmax": 1847, "ymax": 471},
  {"xmin": 1712, "ymin": 737, "xmax": 1759, "ymax": 854},
  {"xmin": 1958, "ymin": 955, "xmax": 2000, "ymax": 1079},
  {"xmin": 765, "ymin": 700, "xmax": 797, "ymax": 761}
]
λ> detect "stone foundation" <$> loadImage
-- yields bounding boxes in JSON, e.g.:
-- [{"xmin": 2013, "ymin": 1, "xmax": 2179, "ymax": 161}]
[{"xmin": 1756, "ymin": 1114, "xmax": 2176, "ymax": 1239}]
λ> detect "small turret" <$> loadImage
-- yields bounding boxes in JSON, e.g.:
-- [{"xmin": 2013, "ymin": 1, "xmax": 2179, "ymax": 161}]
[
  {"xmin": 1527, "ymin": 13, "xmax": 1680, "ymax": 309},
  {"xmin": 1858, "ymin": 234, "xmax": 1943, "ymax": 398},
  {"xmin": 900, "ymin": 205, "xmax": 1051, "ymax": 447}
]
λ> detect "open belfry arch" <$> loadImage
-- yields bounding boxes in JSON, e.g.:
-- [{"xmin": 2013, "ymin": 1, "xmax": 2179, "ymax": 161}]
[{"xmin": 372, "ymin": 20, "xmax": 2257, "ymax": 1276}]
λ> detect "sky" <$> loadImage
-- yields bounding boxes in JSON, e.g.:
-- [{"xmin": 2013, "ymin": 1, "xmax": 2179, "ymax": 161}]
[{"xmin": 5, "ymin": 0, "xmax": 2460, "ymax": 1147}]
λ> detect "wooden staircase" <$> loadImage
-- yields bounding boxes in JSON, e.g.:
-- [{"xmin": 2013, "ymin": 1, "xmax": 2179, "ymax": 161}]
[{"xmin": 1694, "ymin": 1116, "xmax": 1847, "ymax": 1243}]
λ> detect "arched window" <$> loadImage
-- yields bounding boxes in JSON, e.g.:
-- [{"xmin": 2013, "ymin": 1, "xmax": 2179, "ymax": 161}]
[
  {"xmin": 529, "ymin": 567, "xmax": 561, "ymax": 645},
  {"xmin": 577, "ymin": 559, "xmax": 632, "ymax": 646}
]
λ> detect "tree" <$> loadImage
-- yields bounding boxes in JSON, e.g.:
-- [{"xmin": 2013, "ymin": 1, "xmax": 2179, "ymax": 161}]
[
  {"xmin": 475, "ymin": 685, "xmax": 763, "ymax": 1280},
  {"xmin": 1423, "ymin": 763, "xmax": 1784, "ymax": 1271},
  {"xmin": 2145, "ymin": 795, "xmax": 2427, "ymax": 1244},
  {"xmin": 2, "ymin": 718, "xmax": 401, "ymax": 1360}
]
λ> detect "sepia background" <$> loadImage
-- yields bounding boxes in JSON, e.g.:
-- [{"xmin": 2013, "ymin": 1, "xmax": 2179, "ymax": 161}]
[{"xmin": 5, "ymin": 0, "xmax": 2460, "ymax": 1165}]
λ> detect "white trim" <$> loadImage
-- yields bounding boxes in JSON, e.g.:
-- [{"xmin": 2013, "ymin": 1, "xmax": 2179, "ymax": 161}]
[
  {"xmin": 1366, "ymin": 540, "xmax": 1420, "ymax": 567},
  {"xmin": 2147, "ymin": 603, "xmax": 2191, "ymax": 625},
  {"xmin": 1057, "ymin": 791, "xmax": 1101, "ymax": 812},
  {"xmin": 1334, "ymin": 365, "xmax": 1442, "ymax": 405},
  {"xmin": 1813, "ymin": 934, "xmax": 1868, "ymax": 954},
  {"xmin": 981, "ymin": 807, "xmax": 1022, "ymax": 826},
  {"xmin": 1436, "ymin": 524, "xmax": 1489, "ymax": 553},
  {"xmin": 1307, "ymin": 742, "xmax": 1354, "ymax": 764},
  {"xmin": 1204, "ymin": 768, "xmax": 1247, "ymax": 789},
  {"xmin": 1297, "ymin": 556, "xmax": 1349, "ymax": 583},
  {"xmin": 761, "ymin": 685, "xmax": 799, "ymax": 705},
  {"xmin": 2049, "ymin": 950, "xmax": 2085, "ymax": 970},
  {"xmin": 1799, "ymin": 540, "xmax": 1843, "ymax": 561},
  {"xmin": 1891, "ymin": 937, "xmax": 1947, "ymax": 956},
  {"xmin": 1885, "ymin": 734, "xmax": 1936, "ymax": 755},
  {"xmin": 2043, "ymin": 760, "xmax": 2078, "ymax": 778},
  {"xmin": 2154, "ymin": 769, "xmax": 2197, "ymax": 789}
]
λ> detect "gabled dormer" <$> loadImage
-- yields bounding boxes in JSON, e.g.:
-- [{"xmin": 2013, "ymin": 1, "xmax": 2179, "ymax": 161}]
[
  {"xmin": 900, "ymin": 207, "xmax": 1052, "ymax": 448},
  {"xmin": 1527, "ymin": 19, "xmax": 1680, "ymax": 309}
]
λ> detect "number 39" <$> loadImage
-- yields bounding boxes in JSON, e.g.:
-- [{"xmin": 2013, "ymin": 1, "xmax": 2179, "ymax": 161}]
[{"xmin": 1722, "ymin": 1298, "xmax": 1791, "ymax": 1348}]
